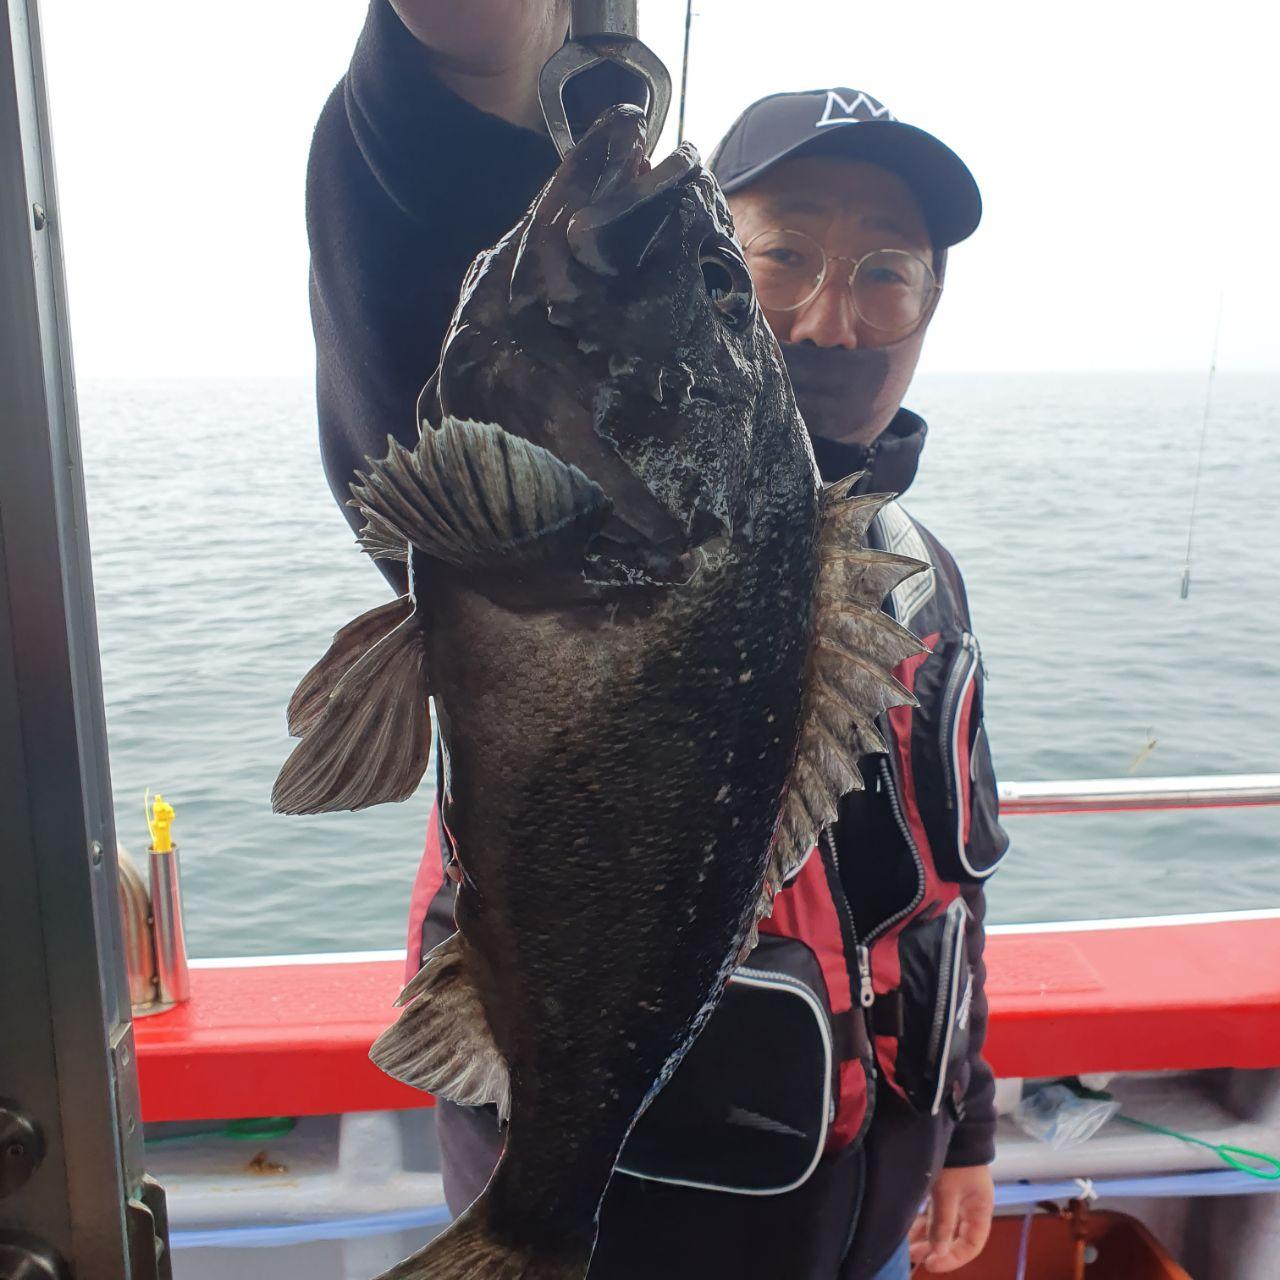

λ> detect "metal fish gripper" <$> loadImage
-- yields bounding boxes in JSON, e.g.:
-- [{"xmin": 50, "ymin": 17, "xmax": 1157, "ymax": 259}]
[{"xmin": 539, "ymin": 0, "xmax": 672, "ymax": 158}]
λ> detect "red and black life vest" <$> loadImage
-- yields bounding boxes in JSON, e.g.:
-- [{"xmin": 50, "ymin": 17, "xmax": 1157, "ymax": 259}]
[{"xmin": 405, "ymin": 498, "xmax": 1008, "ymax": 1192}]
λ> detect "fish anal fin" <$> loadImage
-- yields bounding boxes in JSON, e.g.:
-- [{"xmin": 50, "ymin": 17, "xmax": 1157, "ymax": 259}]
[
  {"xmin": 271, "ymin": 613, "xmax": 430, "ymax": 815},
  {"xmin": 286, "ymin": 595, "xmax": 414, "ymax": 738},
  {"xmin": 370, "ymin": 932, "xmax": 512, "ymax": 1121},
  {"xmin": 350, "ymin": 417, "xmax": 612, "ymax": 572}
]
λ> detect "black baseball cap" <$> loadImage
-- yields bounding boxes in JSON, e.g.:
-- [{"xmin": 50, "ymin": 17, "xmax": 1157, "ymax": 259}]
[{"xmin": 709, "ymin": 88, "xmax": 981, "ymax": 248}]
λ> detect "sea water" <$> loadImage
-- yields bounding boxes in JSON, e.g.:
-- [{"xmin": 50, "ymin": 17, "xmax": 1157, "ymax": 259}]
[{"xmin": 79, "ymin": 373, "xmax": 1280, "ymax": 958}]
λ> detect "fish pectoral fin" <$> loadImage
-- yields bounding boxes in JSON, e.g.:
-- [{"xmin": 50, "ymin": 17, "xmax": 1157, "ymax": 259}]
[
  {"xmin": 760, "ymin": 483, "xmax": 929, "ymax": 919},
  {"xmin": 349, "ymin": 417, "xmax": 612, "ymax": 572},
  {"xmin": 271, "ymin": 613, "xmax": 430, "ymax": 814},
  {"xmin": 370, "ymin": 931, "xmax": 511, "ymax": 1121},
  {"xmin": 286, "ymin": 595, "xmax": 414, "ymax": 737}
]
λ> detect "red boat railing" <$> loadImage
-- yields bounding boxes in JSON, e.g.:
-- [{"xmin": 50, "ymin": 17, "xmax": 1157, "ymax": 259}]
[{"xmin": 129, "ymin": 772, "xmax": 1280, "ymax": 1122}]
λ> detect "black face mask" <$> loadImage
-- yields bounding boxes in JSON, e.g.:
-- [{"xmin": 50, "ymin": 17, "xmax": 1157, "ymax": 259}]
[{"xmin": 778, "ymin": 249, "xmax": 946, "ymax": 448}]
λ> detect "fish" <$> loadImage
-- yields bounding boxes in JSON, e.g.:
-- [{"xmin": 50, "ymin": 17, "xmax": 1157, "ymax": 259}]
[{"xmin": 272, "ymin": 104, "xmax": 924, "ymax": 1280}]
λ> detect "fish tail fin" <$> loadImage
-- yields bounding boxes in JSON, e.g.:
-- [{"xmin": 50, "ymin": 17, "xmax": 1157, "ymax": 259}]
[
  {"xmin": 370, "ymin": 931, "xmax": 511, "ymax": 1119},
  {"xmin": 375, "ymin": 1197, "xmax": 593, "ymax": 1280},
  {"xmin": 271, "ymin": 612, "xmax": 430, "ymax": 814}
]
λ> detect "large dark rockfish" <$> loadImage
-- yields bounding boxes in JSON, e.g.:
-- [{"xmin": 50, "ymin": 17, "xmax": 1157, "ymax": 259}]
[{"xmin": 273, "ymin": 105, "xmax": 923, "ymax": 1280}]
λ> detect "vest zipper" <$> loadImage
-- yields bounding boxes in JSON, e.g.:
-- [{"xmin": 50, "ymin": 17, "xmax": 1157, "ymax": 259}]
[
  {"xmin": 819, "ymin": 827, "xmax": 878, "ymax": 1144},
  {"xmin": 864, "ymin": 754, "xmax": 926, "ymax": 946},
  {"xmin": 855, "ymin": 943, "xmax": 874, "ymax": 1008},
  {"xmin": 939, "ymin": 634, "xmax": 978, "ymax": 812},
  {"xmin": 820, "ymin": 827, "xmax": 866, "ymax": 1007}
]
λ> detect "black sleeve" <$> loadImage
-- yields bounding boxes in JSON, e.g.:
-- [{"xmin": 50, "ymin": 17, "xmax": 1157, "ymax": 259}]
[
  {"xmin": 944, "ymin": 877, "xmax": 997, "ymax": 1167},
  {"xmin": 306, "ymin": 0, "xmax": 560, "ymax": 588},
  {"xmin": 938, "ymin": 544, "xmax": 1003, "ymax": 1168}
]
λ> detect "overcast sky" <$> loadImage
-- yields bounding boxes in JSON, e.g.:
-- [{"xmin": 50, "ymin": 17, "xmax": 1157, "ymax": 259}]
[{"xmin": 39, "ymin": 0, "xmax": 1279, "ymax": 379}]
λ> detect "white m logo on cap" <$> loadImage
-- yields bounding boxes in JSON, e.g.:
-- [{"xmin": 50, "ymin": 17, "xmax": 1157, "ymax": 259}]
[{"xmin": 815, "ymin": 90, "xmax": 896, "ymax": 128}]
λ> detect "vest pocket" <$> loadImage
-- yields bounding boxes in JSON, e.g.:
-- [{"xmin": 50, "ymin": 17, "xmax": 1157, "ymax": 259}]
[
  {"xmin": 891, "ymin": 898, "xmax": 973, "ymax": 1117},
  {"xmin": 912, "ymin": 631, "xmax": 1009, "ymax": 882},
  {"xmin": 615, "ymin": 935, "xmax": 837, "ymax": 1195}
]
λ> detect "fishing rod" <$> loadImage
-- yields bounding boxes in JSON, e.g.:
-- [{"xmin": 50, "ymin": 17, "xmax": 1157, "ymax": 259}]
[
  {"xmin": 1179, "ymin": 296, "xmax": 1224, "ymax": 600},
  {"xmin": 677, "ymin": 0, "xmax": 694, "ymax": 144}
]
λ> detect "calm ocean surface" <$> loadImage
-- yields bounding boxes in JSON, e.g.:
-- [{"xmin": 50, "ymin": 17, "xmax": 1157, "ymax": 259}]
[{"xmin": 79, "ymin": 373, "xmax": 1280, "ymax": 958}]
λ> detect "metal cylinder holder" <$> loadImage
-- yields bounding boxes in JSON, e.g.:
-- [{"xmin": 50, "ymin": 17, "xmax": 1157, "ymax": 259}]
[
  {"xmin": 148, "ymin": 844, "xmax": 190, "ymax": 1008},
  {"xmin": 117, "ymin": 849, "xmax": 158, "ymax": 1011},
  {"xmin": 117, "ymin": 840, "xmax": 190, "ymax": 1017}
]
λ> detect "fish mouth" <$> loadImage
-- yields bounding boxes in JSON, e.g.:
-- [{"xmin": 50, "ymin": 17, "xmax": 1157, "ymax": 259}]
[{"xmin": 565, "ymin": 105, "xmax": 701, "ymax": 275}]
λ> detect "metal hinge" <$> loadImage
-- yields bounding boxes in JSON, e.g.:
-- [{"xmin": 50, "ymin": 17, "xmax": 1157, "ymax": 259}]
[{"xmin": 126, "ymin": 1174, "xmax": 172, "ymax": 1280}]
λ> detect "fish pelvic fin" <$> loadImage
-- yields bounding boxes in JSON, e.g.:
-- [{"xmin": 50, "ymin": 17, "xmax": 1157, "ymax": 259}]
[
  {"xmin": 350, "ymin": 417, "xmax": 613, "ymax": 572},
  {"xmin": 286, "ymin": 595, "xmax": 414, "ymax": 738},
  {"xmin": 370, "ymin": 931, "xmax": 512, "ymax": 1120},
  {"xmin": 374, "ymin": 1194, "xmax": 594, "ymax": 1280},
  {"xmin": 760, "ymin": 481, "xmax": 929, "ymax": 920},
  {"xmin": 271, "ymin": 612, "xmax": 430, "ymax": 814}
]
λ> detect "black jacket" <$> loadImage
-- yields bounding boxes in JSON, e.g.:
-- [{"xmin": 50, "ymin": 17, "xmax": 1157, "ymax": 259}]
[{"xmin": 306, "ymin": 6, "xmax": 1006, "ymax": 1276}]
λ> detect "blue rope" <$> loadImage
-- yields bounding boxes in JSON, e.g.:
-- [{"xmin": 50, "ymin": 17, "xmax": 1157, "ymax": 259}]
[{"xmin": 170, "ymin": 1203, "xmax": 452, "ymax": 1250}]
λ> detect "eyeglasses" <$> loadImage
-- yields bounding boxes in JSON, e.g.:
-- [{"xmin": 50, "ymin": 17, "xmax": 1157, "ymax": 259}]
[{"xmin": 742, "ymin": 229, "xmax": 939, "ymax": 332}]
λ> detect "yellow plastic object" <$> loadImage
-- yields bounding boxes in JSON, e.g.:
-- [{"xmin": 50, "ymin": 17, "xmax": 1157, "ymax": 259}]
[{"xmin": 146, "ymin": 791, "xmax": 176, "ymax": 853}]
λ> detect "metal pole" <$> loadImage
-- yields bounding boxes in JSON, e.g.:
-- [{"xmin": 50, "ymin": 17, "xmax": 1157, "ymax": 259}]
[
  {"xmin": 0, "ymin": 0, "xmax": 169, "ymax": 1274},
  {"xmin": 998, "ymin": 774, "xmax": 1280, "ymax": 816}
]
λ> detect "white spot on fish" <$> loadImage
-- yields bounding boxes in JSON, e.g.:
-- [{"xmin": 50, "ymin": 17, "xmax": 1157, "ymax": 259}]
[
  {"xmin": 738, "ymin": 670, "xmax": 753, "ymax": 684},
  {"xmin": 714, "ymin": 784, "xmax": 731, "ymax": 803}
]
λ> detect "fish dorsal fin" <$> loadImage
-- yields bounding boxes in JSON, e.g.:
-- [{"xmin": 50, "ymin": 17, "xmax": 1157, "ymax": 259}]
[
  {"xmin": 286, "ymin": 595, "xmax": 414, "ymax": 738},
  {"xmin": 755, "ymin": 481, "xmax": 929, "ymax": 929},
  {"xmin": 271, "ymin": 613, "xmax": 431, "ymax": 815},
  {"xmin": 349, "ymin": 417, "xmax": 612, "ymax": 571}
]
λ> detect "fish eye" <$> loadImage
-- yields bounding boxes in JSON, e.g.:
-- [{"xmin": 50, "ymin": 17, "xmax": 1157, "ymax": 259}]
[{"xmin": 698, "ymin": 238, "xmax": 755, "ymax": 331}]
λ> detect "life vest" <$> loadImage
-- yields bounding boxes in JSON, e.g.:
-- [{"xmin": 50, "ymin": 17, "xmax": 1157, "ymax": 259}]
[{"xmin": 404, "ymin": 498, "xmax": 1008, "ymax": 1190}]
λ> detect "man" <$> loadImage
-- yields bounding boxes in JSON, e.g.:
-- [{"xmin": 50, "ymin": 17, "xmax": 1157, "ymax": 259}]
[{"xmin": 307, "ymin": 3, "xmax": 1009, "ymax": 1277}]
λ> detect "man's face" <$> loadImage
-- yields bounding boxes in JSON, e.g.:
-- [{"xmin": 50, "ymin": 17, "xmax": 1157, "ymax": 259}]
[{"xmin": 727, "ymin": 157, "xmax": 934, "ymax": 349}]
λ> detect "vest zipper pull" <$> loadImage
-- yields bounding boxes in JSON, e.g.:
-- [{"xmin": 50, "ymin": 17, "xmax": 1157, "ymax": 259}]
[{"xmin": 856, "ymin": 945, "xmax": 874, "ymax": 1008}]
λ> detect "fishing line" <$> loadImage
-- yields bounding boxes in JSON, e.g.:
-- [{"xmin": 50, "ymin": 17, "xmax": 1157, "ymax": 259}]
[
  {"xmin": 677, "ymin": 0, "xmax": 694, "ymax": 143},
  {"xmin": 1179, "ymin": 294, "xmax": 1224, "ymax": 600}
]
